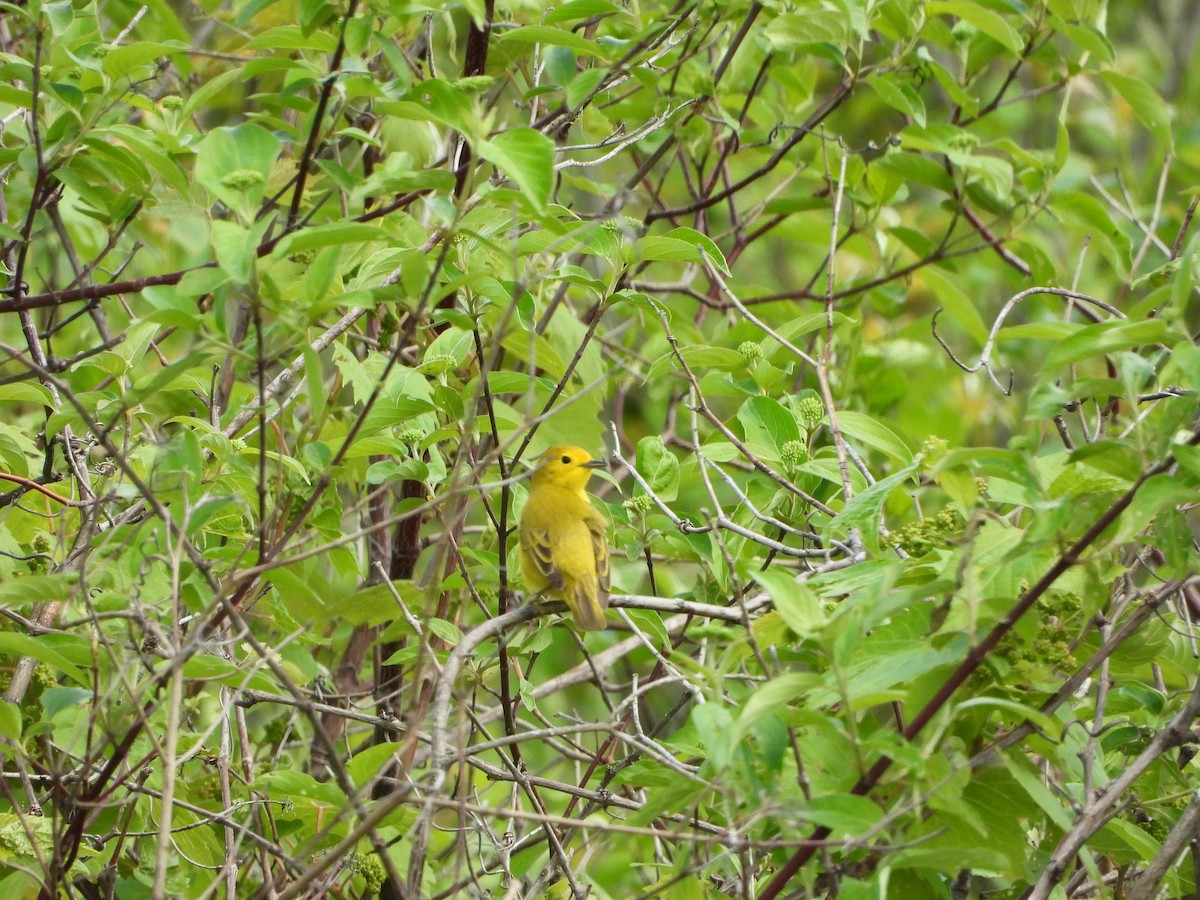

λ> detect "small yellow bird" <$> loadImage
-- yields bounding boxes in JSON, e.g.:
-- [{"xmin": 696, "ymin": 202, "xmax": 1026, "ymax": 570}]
[{"xmin": 518, "ymin": 445, "xmax": 611, "ymax": 631}]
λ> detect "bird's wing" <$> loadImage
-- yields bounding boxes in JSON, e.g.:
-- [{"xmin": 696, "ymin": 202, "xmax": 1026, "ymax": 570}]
[
  {"xmin": 585, "ymin": 508, "xmax": 610, "ymax": 604},
  {"xmin": 519, "ymin": 520, "xmax": 564, "ymax": 591}
]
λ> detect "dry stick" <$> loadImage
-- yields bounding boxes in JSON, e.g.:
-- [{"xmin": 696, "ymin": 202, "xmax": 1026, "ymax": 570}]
[
  {"xmin": 1170, "ymin": 193, "xmax": 1199, "ymax": 260},
  {"xmin": 427, "ymin": 595, "xmax": 765, "ymax": 767},
  {"xmin": 816, "ymin": 146, "xmax": 855, "ymax": 506},
  {"xmin": 1023, "ymin": 679, "xmax": 1200, "ymax": 900},
  {"xmin": 759, "ymin": 425, "xmax": 1200, "ymax": 900},
  {"xmin": 932, "ymin": 286, "xmax": 1125, "ymax": 394},
  {"xmin": 1123, "ymin": 790, "xmax": 1200, "ymax": 900}
]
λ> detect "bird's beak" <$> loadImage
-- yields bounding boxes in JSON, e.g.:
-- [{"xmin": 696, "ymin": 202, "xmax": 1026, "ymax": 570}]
[{"xmin": 583, "ymin": 459, "xmax": 608, "ymax": 469}]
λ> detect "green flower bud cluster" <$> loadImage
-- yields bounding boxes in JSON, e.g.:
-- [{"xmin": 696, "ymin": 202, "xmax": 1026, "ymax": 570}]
[
  {"xmin": 992, "ymin": 590, "xmax": 1080, "ymax": 686},
  {"xmin": 796, "ymin": 397, "xmax": 824, "ymax": 430},
  {"xmin": 781, "ymin": 440, "xmax": 808, "ymax": 466},
  {"xmin": 397, "ymin": 428, "xmax": 425, "ymax": 445},
  {"xmin": 220, "ymin": 169, "xmax": 266, "ymax": 191},
  {"xmin": 625, "ymin": 494, "xmax": 655, "ymax": 513},
  {"xmin": 892, "ymin": 506, "xmax": 964, "ymax": 556},
  {"xmin": 350, "ymin": 853, "xmax": 386, "ymax": 892},
  {"xmin": 738, "ymin": 341, "xmax": 764, "ymax": 363}
]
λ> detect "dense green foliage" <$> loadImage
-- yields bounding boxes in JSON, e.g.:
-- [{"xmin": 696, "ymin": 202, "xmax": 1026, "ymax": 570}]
[{"xmin": 0, "ymin": 0, "xmax": 1198, "ymax": 897}]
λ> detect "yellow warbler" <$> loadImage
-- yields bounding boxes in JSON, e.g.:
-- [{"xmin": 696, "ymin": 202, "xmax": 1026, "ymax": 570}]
[{"xmin": 518, "ymin": 445, "xmax": 610, "ymax": 631}]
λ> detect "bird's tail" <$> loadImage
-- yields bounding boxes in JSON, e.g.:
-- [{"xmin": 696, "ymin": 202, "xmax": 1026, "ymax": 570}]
[{"xmin": 567, "ymin": 579, "xmax": 608, "ymax": 631}]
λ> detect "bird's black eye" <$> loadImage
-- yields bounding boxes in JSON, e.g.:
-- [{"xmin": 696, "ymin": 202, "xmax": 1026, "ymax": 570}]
[{"xmin": 561, "ymin": 455, "xmax": 571, "ymax": 464}]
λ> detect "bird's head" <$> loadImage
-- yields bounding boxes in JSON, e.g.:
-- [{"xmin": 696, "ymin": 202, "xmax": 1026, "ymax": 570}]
[{"xmin": 531, "ymin": 445, "xmax": 607, "ymax": 491}]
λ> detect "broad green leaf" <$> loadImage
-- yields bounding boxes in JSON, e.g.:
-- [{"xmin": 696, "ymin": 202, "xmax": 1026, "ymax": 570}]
[
  {"xmin": 0, "ymin": 383, "xmax": 53, "ymax": 407},
  {"xmin": 477, "ymin": 129, "xmax": 555, "ymax": 212},
  {"xmin": 752, "ymin": 570, "xmax": 826, "ymax": 638},
  {"xmin": 921, "ymin": 267, "xmax": 988, "ymax": 347},
  {"xmin": 691, "ymin": 703, "xmax": 734, "ymax": 772},
  {"xmin": 635, "ymin": 436, "xmax": 680, "ymax": 502},
  {"xmin": 543, "ymin": 0, "xmax": 623, "ymax": 24},
  {"xmin": 929, "ymin": 1, "xmax": 1023, "ymax": 52},
  {"xmin": 102, "ymin": 41, "xmax": 189, "ymax": 78},
  {"xmin": 348, "ymin": 742, "xmax": 404, "ymax": 787},
  {"xmin": 731, "ymin": 673, "xmax": 817, "ymax": 745},
  {"xmin": 645, "ymin": 345, "xmax": 745, "ymax": 381},
  {"xmin": 867, "ymin": 75, "xmax": 926, "ymax": 127},
  {"xmin": 0, "ymin": 633, "xmax": 86, "ymax": 685},
  {"xmin": 272, "ymin": 223, "xmax": 383, "ymax": 256},
  {"xmin": 737, "ymin": 396, "xmax": 801, "ymax": 460},
  {"xmin": 830, "ymin": 464, "xmax": 918, "ymax": 555},
  {"xmin": 660, "ymin": 227, "xmax": 729, "ymax": 275},
  {"xmin": 762, "ymin": 11, "xmax": 848, "ymax": 49},
  {"xmin": 427, "ymin": 618, "xmax": 464, "ymax": 644},
  {"xmin": 801, "ymin": 794, "xmax": 884, "ymax": 837},
  {"xmin": 0, "ymin": 574, "xmax": 75, "ymax": 605},
  {"xmin": 1055, "ymin": 21, "xmax": 1114, "ymax": 62},
  {"xmin": 194, "ymin": 124, "xmax": 282, "ymax": 222},
  {"xmin": 244, "ymin": 26, "xmax": 338, "ymax": 52},
  {"xmin": 835, "ymin": 411, "xmax": 913, "ymax": 464},
  {"xmin": 1101, "ymin": 71, "xmax": 1173, "ymax": 147},
  {"xmin": 1043, "ymin": 319, "xmax": 1174, "ymax": 371},
  {"xmin": 180, "ymin": 655, "xmax": 276, "ymax": 693},
  {"xmin": 496, "ymin": 25, "xmax": 611, "ymax": 57},
  {"xmin": 628, "ymin": 235, "xmax": 706, "ymax": 267},
  {"xmin": 0, "ymin": 703, "xmax": 19, "ymax": 741}
]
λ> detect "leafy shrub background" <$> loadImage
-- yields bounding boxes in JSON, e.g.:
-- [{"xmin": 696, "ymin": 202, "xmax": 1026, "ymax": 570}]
[{"xmin": 0, "ymin": 0, "xmax": 1199, "ymax": 897}]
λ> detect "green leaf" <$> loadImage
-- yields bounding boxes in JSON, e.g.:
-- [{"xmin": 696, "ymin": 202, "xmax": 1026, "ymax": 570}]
[
  {"xmin": 210, "ymin": 220, "xmax": 255, "ymax": 283},
  {"xmin": 867, "ymin": 75, "xmax": 926, "ymax": 127},
  {"xmin": 496, "ymin": 25, "xmax": 611, "ymax": 58},
  {"xmin": 660, "ymin": 227, "xmax": 729, "ymax": 275},
  {"xmin": 0, "ymin": 703, "xmax": 19, "ymax": 741},
  {"xmin": 543, "ymin": 0, "xmax": 623, "ymax": 24},
  {"xmin": 1042, "ymin": 319, "xmax": 1175, "ymax": 371},
  {"xmin": 928, "ymin": 1, "xmax": 1024, "ymax": 52},
  {"xmin": 628, "ymin": 235, "xmax": 706, "ymax": 266},
  {"xmin": 922, "ymin": 267, "xmax": 988, "ymax": 347},
  {"xmin": 731, "ymin": 673, "xmax": 815, "ymax": 744},
  {"xmin": 427, "ymin": 618, "xmax": 464, "ymax": 644},
  {"xmin": 762, "ymin": 11, "xmax": 848, "ymax": 49},
  {"xmin": 835, "ymin": 411, "xmax": 913, "ymax": 464},
  {"xmin": 737, "ymin": 396, "xmax": 800, "ymax": 461},
  {"xmin": 0, "ymin": 633, "xmax": 86, "ymax": 685},
  {"xmin": 0, "ymin": 574, "xmax": 75, "ymax": 606},
  {"xmin": 752, "ymin": 570, "xmax": 826, "ymax": 639},
  {"xmin": 0, "ymin": 383, "xmax": 53, "ymax": 407},
  {"xmin": 272, "ymin": 223, "xmax": 382, "ymax": 255},
  {"xmin": 102, "ymin": 41, "xmax": 189, "ymax": 78},
  {"xmin": 635, "ymin": 436, "xmax": 680, "ymax": 502},
  {"xmin": 244, "ymin": 25, "xmax": 338, "ymax": 51},
  {"xmin": 477, "ymin": 129, "xmax": 555, "ymax": 212},
  {"xmin": 194, "ymin": 124, "xmax": 282, "ymax": 222},
  {"xmin": 691, "ymin": 703, "xmax": 734, "ymax": 771},
  {"xmin": 645, "ymin": 345, "xmax": 745, "ymax": 381},
  {"xmin": 830, "ymin": 464, "xmax": 918, "ymax": 555},
  {"xmin": 347, "ymin": 742, "xmax": 404, "ymax": 787},
  {"xmin": 801, "ymin": 794, "xmax": 884, "ymax": 837},
  {"xmin": 180, "ymin": 655, "xmax": 276, "ymax": 692},
  {"xmin": 1101, "ymin": 71, "xmax": 1173, "ymax": 147},
  {"xmin": 565, "ymin": 67, "xmax": 607, "ymax": 110},
  {"xmin": 263, "ymin": 566, "xmax": 331, "ymax": 622},
  {"xmin": 1054, "ymin": 21, "xmax": 1114, "ymax": 63}
]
